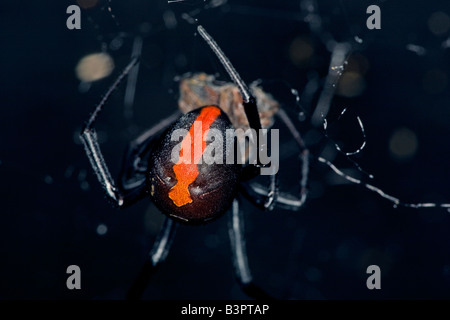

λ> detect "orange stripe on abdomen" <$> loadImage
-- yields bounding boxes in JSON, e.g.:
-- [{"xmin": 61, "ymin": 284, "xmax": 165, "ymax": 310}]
[{"xmin": 169, "ymin": 106, "xmax": 221, "ymax": 207}]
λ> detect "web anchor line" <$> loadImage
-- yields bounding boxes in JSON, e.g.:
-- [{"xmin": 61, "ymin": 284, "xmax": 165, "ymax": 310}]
[{"xmin": 318, "ymin": 157, "xmax": 450, "ymax": 210}]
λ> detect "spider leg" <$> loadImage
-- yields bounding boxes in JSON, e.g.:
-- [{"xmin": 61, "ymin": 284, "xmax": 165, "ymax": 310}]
[
  {"xmin": 197, "ymin": 25, "xmax": 265, "ymax": 165},
  {"xmin": 127, "ymin": 217, "xmax": 177, "ymax": 300},
  {"xmin": 242, "ymin": 182, "xmax": 306, "ymax": 211},
  {"xmin": 80, "ymin": 57, "xmax": 140, "ymax": 207},
  {"xmin": 80, "ymin": 57, "xmax": 180, "ymax": 207},
  {"xmin": 239, "ymin": 173, "xmax": 279, "ymax": 211},
  {"xmin": 118, "ymin": 110, "xmax": 181, "ymax": 198},
  {"xmin": 240, "ymin": 109, "xmax": 309, "ymax": 211},
  {"xmin": 274, "ymin": 109, "xmax": 309, "ymax": 209},
  {"xmin": 114, "ymin": 110, "xmax": 181, "ymax": 207},
  {"xmin": 197, "ymin": 26, "xmax": 260, "ymax": 129},
  {"xmin": 198, "ymin": 25, "xmax": 281, "ymax": 209},
  {"xmin": 228, "ymin": 198, "xmax": 273, "ymax": 300}
]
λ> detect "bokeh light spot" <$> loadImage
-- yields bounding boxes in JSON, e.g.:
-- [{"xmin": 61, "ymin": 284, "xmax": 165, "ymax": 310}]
[
  {"xmin": 389, "ymin": 127, "xmax": 418, "ymax": 161},
  {"xmin": 336, "ymin": 53, "xmax": 369, "ymax": 98},
  {"xmin": 337, "ymin": 71, "xmax": 366, "ymax": 97},
  {"xmin": 96, "ymin": 223, "xmax": 108, "ymax": 236},
  {"xmin": 75, "ymin": 53, "xmax": 114, "ymax": 83},
  {"xmin": 428, "ymin": 11, "xmax": 450, "ymax": 35}
]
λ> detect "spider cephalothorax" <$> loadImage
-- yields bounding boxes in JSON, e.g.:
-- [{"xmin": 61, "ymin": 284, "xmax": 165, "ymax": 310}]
[{"xmin": 178, "ymin": 73, "xmax": 280, "ymax": 131}]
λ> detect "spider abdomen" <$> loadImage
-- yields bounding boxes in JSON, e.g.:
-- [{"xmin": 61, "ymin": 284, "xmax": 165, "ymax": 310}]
[{"xmin": 148, "ymin": 105, "xmax": 241, "ymax": 224}]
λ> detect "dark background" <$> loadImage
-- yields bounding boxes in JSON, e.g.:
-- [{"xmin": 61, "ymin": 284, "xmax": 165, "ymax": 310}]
[{"xmin": 1, "ymin": 0, "xmax": 450, "ymax": 299}]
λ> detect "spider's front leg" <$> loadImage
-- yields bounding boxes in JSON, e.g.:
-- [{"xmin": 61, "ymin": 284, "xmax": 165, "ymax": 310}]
[
  {"xmin": 81, "ymin": 128, "xmax": 126, "ymax": 206},
  {"xmin": 197, "ymin": 25, "xmax": 279, "ymax": 209},
  {"xmin": 80, "ymin": 57, "xmax": 179, "ymax": 208},
  {"xmin": 80, "ymin": 58, "xmax": 141, "ymax": 207}
]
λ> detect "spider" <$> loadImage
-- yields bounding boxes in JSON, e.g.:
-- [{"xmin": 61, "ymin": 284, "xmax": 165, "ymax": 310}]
[{"xmin": 80, "ymin": 25, "xmax": 310, "ymax": 300}]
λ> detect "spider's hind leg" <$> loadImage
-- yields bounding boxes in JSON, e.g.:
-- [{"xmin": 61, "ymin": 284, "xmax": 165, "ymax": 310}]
[
  {"xmin": 228, "ymin": 198, "xmax": 274, "ymax": 300},
  {"xmin": 126, "ymin": 217, "xmax": 177, "ymax": 300}
]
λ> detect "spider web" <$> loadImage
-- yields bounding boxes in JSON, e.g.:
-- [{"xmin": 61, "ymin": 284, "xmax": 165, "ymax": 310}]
[
  {"xmin": 71, "ymin": 0, "xmax": 450, "ymax": 300},
  {"xmin": 2, "ymin": 0, "xmax": 450, "ymax": 300}
]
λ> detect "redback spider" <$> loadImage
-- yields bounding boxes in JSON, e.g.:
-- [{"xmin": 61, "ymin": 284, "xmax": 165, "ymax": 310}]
[{"xmin": 80, "ymin": 25, "xmax": 310, "ymax": 300}]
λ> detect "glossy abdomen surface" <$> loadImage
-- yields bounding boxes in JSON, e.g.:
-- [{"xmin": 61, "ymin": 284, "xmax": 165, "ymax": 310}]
[{"xmin": 148, "ymin": 106, "xmax": 241, "ymax": 224}]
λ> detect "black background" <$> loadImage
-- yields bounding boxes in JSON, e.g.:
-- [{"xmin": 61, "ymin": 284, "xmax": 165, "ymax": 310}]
[{"xmin": 1, "ymin": 0, "xmax": 450, "ymax": 299}]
